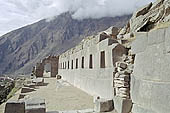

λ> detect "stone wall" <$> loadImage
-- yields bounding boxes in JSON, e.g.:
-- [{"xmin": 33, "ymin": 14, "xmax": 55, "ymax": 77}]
[
  {"xmin": 58, "ymin": 33, "xmax": 120, "ymax": 99},
  {"xmin": 131, "ymin": 27, "xmax": 170, "ymax": 113},
  {"xmin": 34, "ymin": 56, "xmax": 59, "ymax": 77}
]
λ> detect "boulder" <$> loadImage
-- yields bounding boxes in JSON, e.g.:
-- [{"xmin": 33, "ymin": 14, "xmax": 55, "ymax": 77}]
[{"xmin": 94, "ymin": 98, "xmax": 114, "ymax": 112}]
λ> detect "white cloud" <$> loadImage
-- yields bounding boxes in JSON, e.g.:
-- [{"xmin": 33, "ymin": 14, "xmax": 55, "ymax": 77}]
[{"xmin": 0, "ymin": 0, "xmax": 156, "ymax": 36}]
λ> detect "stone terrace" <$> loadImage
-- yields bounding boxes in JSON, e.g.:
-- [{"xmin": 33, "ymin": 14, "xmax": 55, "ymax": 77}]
[{"xmin": 0, "ymin": 78, "xmax": 94, "ymax": 113}]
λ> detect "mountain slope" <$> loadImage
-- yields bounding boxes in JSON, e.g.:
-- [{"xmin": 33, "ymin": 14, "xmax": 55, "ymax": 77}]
[{"xmin": 0, "ymin": 12, "xmax": 131, "ymax": 75}]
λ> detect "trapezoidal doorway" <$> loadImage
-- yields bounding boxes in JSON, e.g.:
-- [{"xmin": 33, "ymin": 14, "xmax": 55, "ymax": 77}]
[{"xmin": 35, "ymin": 56, "xmax": 59, "ymax": 78}]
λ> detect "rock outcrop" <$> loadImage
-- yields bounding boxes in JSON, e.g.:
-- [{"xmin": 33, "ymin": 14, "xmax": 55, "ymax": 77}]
[
  {"xmin": 130, "ymin": 0, "xmax": 170, "ymax": 32},
  {"xmin": 115, "ymin": 0, "xmax": 170, "ymax": 37}
]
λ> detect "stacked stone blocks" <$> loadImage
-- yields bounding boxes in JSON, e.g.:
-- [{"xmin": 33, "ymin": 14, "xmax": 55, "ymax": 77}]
[{"xmin": 131, "ymin": 27, "xmax": 170, "ymax": 113}]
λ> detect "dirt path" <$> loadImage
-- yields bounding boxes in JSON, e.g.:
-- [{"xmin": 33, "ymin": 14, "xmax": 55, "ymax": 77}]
[
  {"xmin": 24, "ymin": 78, "xmax": 94, "ymax": 112},
  {"xmin": 0, "ymin": 78, "xmax": 94, "ymax": 113}
]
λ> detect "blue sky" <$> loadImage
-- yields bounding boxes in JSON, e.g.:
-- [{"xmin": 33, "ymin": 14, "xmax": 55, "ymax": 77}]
[{"xmin": 0, "ymin": 0, "xmax": 155, "ymax": 36}]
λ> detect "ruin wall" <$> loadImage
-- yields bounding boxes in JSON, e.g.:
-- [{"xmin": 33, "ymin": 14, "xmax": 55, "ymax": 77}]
[
  {"xmin": 58, "ymin": 34, "xmax": 118, "ymax": 99},
  {"xmin": 131, "ymin": 27, "xmax": 170, "ymax": 113}
]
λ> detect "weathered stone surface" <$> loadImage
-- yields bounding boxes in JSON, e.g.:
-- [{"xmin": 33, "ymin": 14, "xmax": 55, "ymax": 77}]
[
  {"xmin": 131, "ymin": 75, "xmax": 152, "ymax": 109},
  {"xmin": 135, "ymin": 2, "xmax": 152, "ymax": 17},
  {"xmin": 131, "ymin": 32, "xmax": 148, "ymax": 54},
  {"xmin": 118, "ymin": 75, "xmax": 130, "ymax": 82},
  {"xmin": 130, "ymin": 14, "xmax": 150, "ymax": 32},
  {"xmin": 148, "ymin": 28, "xmax": 165, "ymax": 45},
  {"xmin": 119, "ymin": 63, "xmax": 127, "ymax": 69},
  {"xmin": 119, "ymin": 88, "xmax": 129, "ymax": 92},
  {"xmin": 114, "ymin": 96, "xmax": 132, "ymax": 113},
  {"xmin": 129, "ymin": 0, "xmax": 170, "ymax": 32},
  {"xmin": 165, "ymin": 26, "xmax": 170, "ymax": 53},
  {"xmin": 150, "ymin": 81, "xmax": 170, "ymax": 113},
  {"xmin": 25, "ymin": 98, "xmax": 46, "ymax": 113},
  {"xmin": 133, "ymin": 40, "xmax": 170, "ymax": 82},
  {"xmin": 132, "ymin": 104, "xmax": 155, "ymax": 113},
  {"xmin": 131, "ymin": 75, "xmax": 170, "ymax": 113},
  {"xmin": 130, "ymin": 25, "xmax": 170, "ymax": 113},
  {"xmin": 94, "ymin": 98, "xmax": 114, "ymax": 112},
  {"xmin": 5, "ymin": 101, "xmax": 25, "ymax": 113}
]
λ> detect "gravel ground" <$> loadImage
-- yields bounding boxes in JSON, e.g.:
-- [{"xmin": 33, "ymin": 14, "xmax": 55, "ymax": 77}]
[
  {"xmin": 0, "ymin": 78, "xmax": 94, "ymax": 113},
  {"xmin": 23, "ymin": 78, "xmax": 94, "ymax": 112}
]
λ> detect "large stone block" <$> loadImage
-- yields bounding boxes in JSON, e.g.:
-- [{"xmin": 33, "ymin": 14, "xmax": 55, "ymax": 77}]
[
  {"xmin": 131, "ymin": 32, "xmax": 148, "ymax": 54},
  {"xmin": 94, "ymin": 79, "xmax": 113, "ymax": 98},
  {"xmin": 131, "ymin": 75, "xmax": 152, "ymax": 109},
  {"xmin": 133, "ymin": 42, "xmax": 170, "ymax": 82},
  {"xmin": 159, "ymin": 54, "xmax": 170, "ymax": 81},
  {"xmin": 25, "ymin": 98, "xmax": 46, "ymax": 113},
  {"xmin": 148, "ymin": 28, "xmax": 165, "ymax": 45},
  {"xmin": 113, "ymin": 96, "xmax": 132, "ymax": 113},
  {"xmin": 94, "ymin": 98, "xmax": 114, "ymax": 112},
  {"xmin": 5, "ymin": 101, "xmax": 25, "ymax": 113},
  {"xmin": 131, "ymin": 75, "xmax": 170, "ymax": 113},
  {"xmin": 132, "ymin": 104, "xmax": 155, "ymax": 113},
  {"xmin": 150, "ymin": 82, "xmax": 170, "ymax": 113},
  {"xmin": 165, "ymin": 26, "xmax": 170, "ymax": 53}
]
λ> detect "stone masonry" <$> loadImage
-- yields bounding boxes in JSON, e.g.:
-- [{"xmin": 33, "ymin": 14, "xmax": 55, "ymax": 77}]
[
  {"xmin": 30, "ymin": 0, "xmax": 170, "ymax": 113},
  {"xmin": 34, "ymin": 56, "xmax": 59, "ymax": 77},
  {"xmin": 131, "ymin": 27, "xmax": 170, "ymax": 113}
]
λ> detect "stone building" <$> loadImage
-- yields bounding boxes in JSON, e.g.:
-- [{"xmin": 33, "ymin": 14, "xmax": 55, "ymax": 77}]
[
  {"xmin": 58, "ymin": 30, "xmax": 132, "ymax": 113},
  {"xmin": 57, "ymin": 25, "xmax": 170, "ymax": 113},
  {"xmin": 32, "ymin": 0, "xmax": 170, "ymax": 113}
]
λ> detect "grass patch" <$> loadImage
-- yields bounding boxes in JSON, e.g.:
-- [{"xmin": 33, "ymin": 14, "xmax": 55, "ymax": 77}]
[{"xmin": 6, "ymin": 87, "xmax": 20, "ymax": 100}]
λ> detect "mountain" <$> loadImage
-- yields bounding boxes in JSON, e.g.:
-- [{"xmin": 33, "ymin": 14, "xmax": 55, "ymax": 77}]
[{"xmin": 0, "ymin": 12, "xmax": 131, "ymax": 75}]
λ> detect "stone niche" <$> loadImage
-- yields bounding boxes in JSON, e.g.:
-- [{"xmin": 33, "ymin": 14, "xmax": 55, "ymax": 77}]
[{"xmin": 35, "ymin": 56, "xmax": 59, "ymax": 77}]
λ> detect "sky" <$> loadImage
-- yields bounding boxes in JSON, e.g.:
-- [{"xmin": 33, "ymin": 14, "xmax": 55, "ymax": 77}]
[{"xmin": 0, "ymin": 0, "xmax": 156, "ymax": 36}]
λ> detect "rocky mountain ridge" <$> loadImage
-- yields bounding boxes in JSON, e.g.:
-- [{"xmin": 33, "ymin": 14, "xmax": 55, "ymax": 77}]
[{"xmin": 0, "ymin": 12, "xmax": 131, "ymax": 75}]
